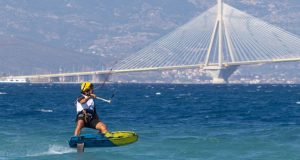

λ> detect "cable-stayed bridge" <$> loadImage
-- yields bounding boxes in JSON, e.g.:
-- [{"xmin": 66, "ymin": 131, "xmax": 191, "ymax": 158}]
[{"xmin": 3, "ymin": 0, "xmax": 300, "ymax": 83}]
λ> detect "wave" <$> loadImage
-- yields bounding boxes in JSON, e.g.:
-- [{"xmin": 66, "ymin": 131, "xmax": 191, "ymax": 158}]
[
  {"xmin": 37, "ymin": 109, "xmax": 53, "ymax": 113},
  {"xmin": 177, "ymin": 93, "xmax": 192, "ymax": 97},
  {"xmin": 0, "ymin": 92, "xmax": 7, "ymax": 95},
  {"xmin": 296, "ymin": 102, "xmax": 300, "ymax": 105},
  {"xmin": 26, "ymin": 144, "xmax": 74, "ymax": 157}
]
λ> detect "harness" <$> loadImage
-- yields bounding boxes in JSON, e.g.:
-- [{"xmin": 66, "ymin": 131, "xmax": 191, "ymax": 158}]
[
  {"xmin": 77, "ymin": 109, "xmax": 95, "ymax": 123},
  {"xmin": 76, "ymin": 95, "xmax": 96, "ymax": 123}
]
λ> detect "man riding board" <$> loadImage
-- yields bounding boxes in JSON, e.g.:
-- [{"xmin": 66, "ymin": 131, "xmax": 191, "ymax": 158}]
[{"xmin": 74, "ymin": 82, "xmax": 112, "ymax": 137}]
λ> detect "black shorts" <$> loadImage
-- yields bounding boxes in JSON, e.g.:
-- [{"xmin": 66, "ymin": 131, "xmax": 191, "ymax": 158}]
[{"xmin": 76, "ymin": 112, "xmax": 100, "ymax": 129}]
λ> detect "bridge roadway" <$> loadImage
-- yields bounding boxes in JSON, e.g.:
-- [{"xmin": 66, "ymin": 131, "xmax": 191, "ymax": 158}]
[{"xmin": 7, "ymin": 57, "xmax": 300, "ymax": 81}]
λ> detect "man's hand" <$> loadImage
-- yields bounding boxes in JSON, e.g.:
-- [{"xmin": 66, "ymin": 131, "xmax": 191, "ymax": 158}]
[{"xmin": 89, "ymin": 94, "xmax": 96, "ymax": 99}]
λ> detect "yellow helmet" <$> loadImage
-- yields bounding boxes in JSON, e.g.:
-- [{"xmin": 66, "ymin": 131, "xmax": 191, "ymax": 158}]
[{"xmin": 81, "ymin": 82, "xmax": 94, "ymax": 92}]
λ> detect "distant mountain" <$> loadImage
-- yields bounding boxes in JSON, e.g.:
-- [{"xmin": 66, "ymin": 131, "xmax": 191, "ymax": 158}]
[
  {"xmin": 0, "ymin": 34, "xmax": 101, "ymax": 75},
  {"xmin": 0, "ymin": 0, "xmax": 299, "ymax": 80},
  {"xmin": 0, "ymin": 0, "xmax": 298, "ymax": 54}
]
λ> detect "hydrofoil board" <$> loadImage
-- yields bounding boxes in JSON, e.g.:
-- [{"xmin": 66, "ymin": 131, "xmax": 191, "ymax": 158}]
[{"xmin": 69, "ymin": 131, "xmax": 138, "ymax": 152}]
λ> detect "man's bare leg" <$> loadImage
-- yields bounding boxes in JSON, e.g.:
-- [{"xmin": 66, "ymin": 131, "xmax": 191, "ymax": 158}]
[
  {"xmin": 95, "ymin": 122, "xmax": 108, "ymax": 134},
  {"xmin": 74, "ymin": 120, "xmax": 85, "ymax": 136}
]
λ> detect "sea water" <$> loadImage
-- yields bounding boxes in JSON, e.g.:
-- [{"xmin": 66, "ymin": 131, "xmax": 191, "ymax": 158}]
[{"xmin": 1, "ymin": 83, "xmax": 300, "ymax": 160}]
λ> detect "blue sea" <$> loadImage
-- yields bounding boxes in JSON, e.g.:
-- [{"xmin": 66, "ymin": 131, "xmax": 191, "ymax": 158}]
[{"xmin": 1, "ymin": 83, "xmax": 300, "ymax": 160}]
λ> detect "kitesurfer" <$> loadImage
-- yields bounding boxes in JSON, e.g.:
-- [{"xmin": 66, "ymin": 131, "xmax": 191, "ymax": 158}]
[{"xmin": 74, "ymin": 82, "xmax": 112, "ymax": 137}]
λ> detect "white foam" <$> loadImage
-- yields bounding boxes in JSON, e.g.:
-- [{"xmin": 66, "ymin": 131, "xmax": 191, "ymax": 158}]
[
  {"xmin": 46, "ymin": 145, "xmax": 74, "ymax": 154},
  {"xmin": 27, "ymin": 144, "xmax": 74, "ymax": 157},
  {"xmin": 0, "ymin": 92, "xmax": 7, "ymax": 95},
  {"xmin": 155, "ymin": 92, "xmax": 161, "ymax": 95},
  {"xmin": 257, "ymin": 86, "xmax": 262, "ymax": 89},
  {"xmin": 38, "ymin": 109, "xmax": 53, "ymax": 113},
  {"xmin": 296, "ymin": 102, "xmax": 300, "ymax": 105}
]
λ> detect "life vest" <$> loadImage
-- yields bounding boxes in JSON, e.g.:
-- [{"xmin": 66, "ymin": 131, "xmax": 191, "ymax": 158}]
[{"xmin": 76, "ymin": 95, "xmax": 95, "ymax": 113}]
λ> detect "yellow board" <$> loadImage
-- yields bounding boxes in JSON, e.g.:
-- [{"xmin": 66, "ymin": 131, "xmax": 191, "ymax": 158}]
[{"xmin": 108, "ymin": 131, "xmax": 138, "ymax": 146}]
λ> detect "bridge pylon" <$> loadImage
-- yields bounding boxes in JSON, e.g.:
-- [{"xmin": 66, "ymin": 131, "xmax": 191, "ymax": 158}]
[
  {"xmin": 204, "ymin": 65, "xmax": 238, "ymax": 83},
  {"xmin": 203, "ymin": 0, "xmax": 237, "ymax": 83}
]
